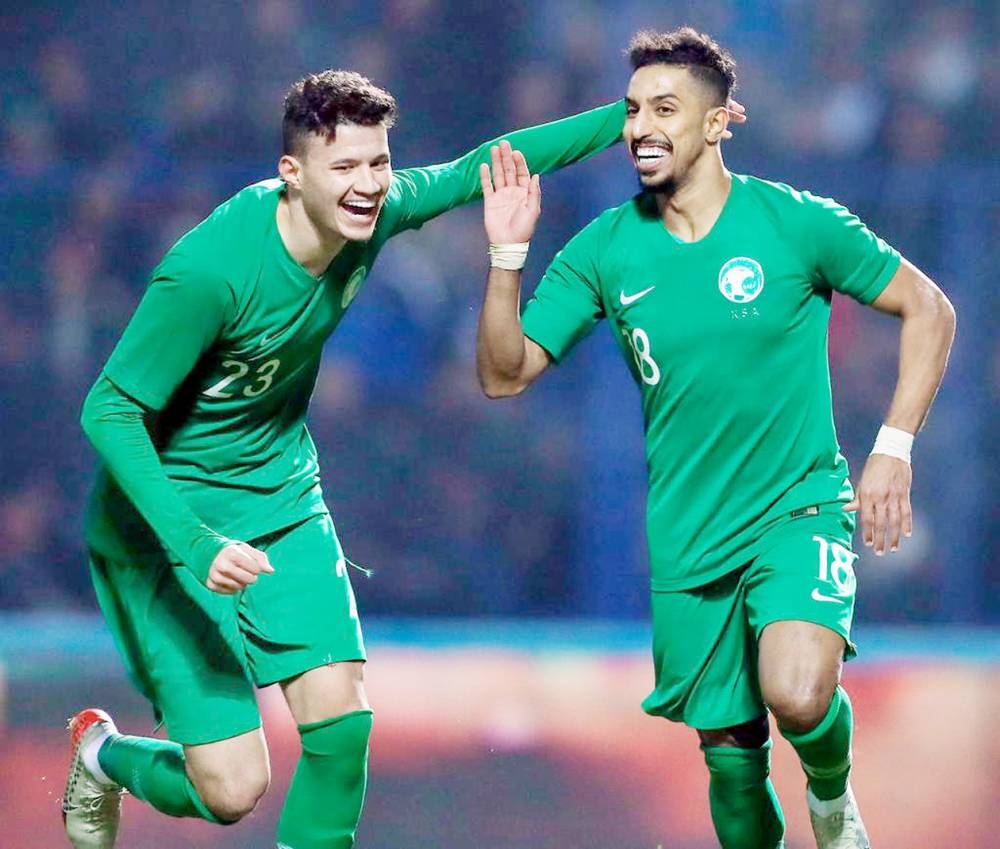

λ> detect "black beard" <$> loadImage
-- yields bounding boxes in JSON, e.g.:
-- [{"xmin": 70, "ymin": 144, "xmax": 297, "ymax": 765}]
[{"xmin": 638, "ymin": 173, "xmax": 678, "ymax": 197}]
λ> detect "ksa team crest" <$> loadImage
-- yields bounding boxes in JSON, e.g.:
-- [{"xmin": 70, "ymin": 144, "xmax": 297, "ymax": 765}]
[
  {"xmin": 341, "ymin": 266, "xmax": 368, "ymax": 308},
  {"xmin": 718, "ymin": 257, "xmax": 764, "ymax": 304}
]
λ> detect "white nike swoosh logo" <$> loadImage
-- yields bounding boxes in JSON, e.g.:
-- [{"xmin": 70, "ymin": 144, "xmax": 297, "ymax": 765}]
[
  {"xmin": 811, "ymin": 589, "xmax": 842, "ymax": 604},
  {"xmin": 619, "ymin": 285, "xmax": 656, "ymax": 307}
]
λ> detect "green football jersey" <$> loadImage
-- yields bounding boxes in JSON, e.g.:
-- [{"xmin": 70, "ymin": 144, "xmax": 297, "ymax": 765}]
[
  {"xmin": 521, "ymin": 174, "xmax": 901, "ymax": 591},
  {"xmin": 86, "ymin": 101, "xmax": 626, "ymax": 575}
]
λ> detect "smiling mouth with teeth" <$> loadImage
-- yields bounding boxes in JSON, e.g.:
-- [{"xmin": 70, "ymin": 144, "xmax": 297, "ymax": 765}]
[
  {"xmin": 633, "ymin": 143, "xmax": 672, "ymax": 161},
  {"xmin": 342, "ymin": 200, "xmax": 378, "ymax": 217}
]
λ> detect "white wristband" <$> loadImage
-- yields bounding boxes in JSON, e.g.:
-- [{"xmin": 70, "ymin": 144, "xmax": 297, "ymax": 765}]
[
  {"xmin": 488, "ymin": 242, "xmax": 530, "ymax": 271},
  {"xmin": 870, "ymin": 424, "xmax": 914, "ymax": 464}
]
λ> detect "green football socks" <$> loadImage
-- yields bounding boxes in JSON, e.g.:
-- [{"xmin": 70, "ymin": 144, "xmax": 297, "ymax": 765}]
[
  {"xmin": 276, "ymin": 709, "xmax": 373, "ymax": 849},
  {"xmin": 97, "ymin": 709, "xmax": 372, "ymax": 843},
  {"xmin": 702, "ymin": 740, "xmax": 785, "ymax": 849},
  {"xmin": 97, "ymin": 734, "xmax": 226, "ymax": 823},
  {"xmin": 782, "ymin": 685, "xmax": 853, "ymax": 801}
]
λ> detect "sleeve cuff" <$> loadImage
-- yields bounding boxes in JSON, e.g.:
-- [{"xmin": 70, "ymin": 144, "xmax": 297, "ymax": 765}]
[
  {"xmin": 846, "ymin": 250, "xmax": 902, "ymax": 305},
  {"xmin": 181, "ymin": 532, "xmax": 234, "ymax": 584},
  {"xmin": 522, "ymin": 320, "xmax": 570, "ymax": 364}
]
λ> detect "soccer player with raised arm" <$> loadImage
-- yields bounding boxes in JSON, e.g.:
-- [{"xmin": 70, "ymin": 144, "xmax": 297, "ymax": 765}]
[
  {"xmin": 58, "ymin": 70, "xmax": 667, "ymax": 849},
  {"xmin": 476, "ymin": 29, "xmax": 955, "ymax": 849}
]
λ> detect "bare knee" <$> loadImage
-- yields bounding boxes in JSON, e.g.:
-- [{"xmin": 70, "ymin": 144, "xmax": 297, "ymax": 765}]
[
  {"xmin": 184, "ymin": 727, "xmax": 270, "ymax": 822},
  {"xmin": 190, "ymin": 766, "xmax": 270, "ymax": 823},
  {"xmin": 764, "ymin": 680, "xmax": 836, "ymax": 734},
  {"xmin": 282, "ymin": 660, "xmax": 370, "ymax": 725},
  {"xmin": 697, "ymin": 714, "xmax": 770, "ymax": 749},
  {"xmin": 757, "ymin": 621, "xmax": 844, "ymax": 734}
]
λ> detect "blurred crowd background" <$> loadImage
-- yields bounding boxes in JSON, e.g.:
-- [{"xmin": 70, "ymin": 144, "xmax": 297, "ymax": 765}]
[{"xmin": 1, "ymin": 0, "xmax": 997, "ymax": 624}]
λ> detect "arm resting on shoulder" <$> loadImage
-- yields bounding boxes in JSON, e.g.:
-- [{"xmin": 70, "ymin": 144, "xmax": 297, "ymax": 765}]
[{"xmin": 389, "ymin": 101, "xmax": 625, "ymax": 233}]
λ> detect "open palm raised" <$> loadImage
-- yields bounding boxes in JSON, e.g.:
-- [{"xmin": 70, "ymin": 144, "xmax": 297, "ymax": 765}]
[{"xmin": 480, "ymin": 139, "xmax": 541, "ymax": 245}]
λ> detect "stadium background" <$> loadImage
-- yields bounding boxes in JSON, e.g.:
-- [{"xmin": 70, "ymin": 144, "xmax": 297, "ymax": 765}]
[{"xmin": 1, "ymin": 1, "xmax": 996, "ymax": 846}]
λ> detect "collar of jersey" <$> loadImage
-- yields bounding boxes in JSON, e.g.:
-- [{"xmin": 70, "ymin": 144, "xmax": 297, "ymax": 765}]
[{"xmin": 657, "ymin": 173, "xmax": 742, "ymax": 247}]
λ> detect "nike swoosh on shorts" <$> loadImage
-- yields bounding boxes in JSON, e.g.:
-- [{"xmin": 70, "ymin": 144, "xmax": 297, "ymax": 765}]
[{"xmin": 811, "ymin": 589, "xmax": 843, "ymax": 604}]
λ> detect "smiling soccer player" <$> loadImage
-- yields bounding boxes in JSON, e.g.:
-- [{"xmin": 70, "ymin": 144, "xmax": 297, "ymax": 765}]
[
  {"xmin": 60, "ymin": 69, "xmax": 641, "ymax": 849},
  {"xmin": 476, "ymin": 27, "xmax": 956, "ymax": 849}
]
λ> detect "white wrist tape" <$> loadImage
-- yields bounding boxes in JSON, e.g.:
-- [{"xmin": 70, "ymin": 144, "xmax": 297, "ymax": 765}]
[
  {"xmin": 870, "ymin": 424, "xmax": 914, "ymax": 464},
  {"xmin": 488, "ymin": 242, "xmax": 530, "ymax": 271}
]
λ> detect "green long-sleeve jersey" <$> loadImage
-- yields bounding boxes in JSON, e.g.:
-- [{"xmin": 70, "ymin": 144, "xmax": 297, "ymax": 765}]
[{"xmin": 83, "ymin": 101, "xmax": 627, "ymax": 580}]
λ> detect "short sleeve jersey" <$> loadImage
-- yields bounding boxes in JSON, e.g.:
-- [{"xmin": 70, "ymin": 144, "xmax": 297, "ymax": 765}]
[
  {"xmin": 520, "ymin": 174, "xmax": 901, "ymax": 591},
  {"xmin": 86, "ymin": 102, "xmax": 626, "ymax": 563}
]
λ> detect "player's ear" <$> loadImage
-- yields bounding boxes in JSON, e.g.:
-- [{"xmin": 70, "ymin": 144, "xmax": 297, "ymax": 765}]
[
  {"xmin": 705, "ymin": 105, "xmax": 729, "ymax": 145},
  {"xmin": 278, "ymin": 154, "xmax": 302, "ymax": 189}
]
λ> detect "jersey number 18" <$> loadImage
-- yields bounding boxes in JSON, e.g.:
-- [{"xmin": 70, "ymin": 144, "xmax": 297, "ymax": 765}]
[{"xmin": 621, "ymin": 327, "xmax": 661, "ymax": 386}]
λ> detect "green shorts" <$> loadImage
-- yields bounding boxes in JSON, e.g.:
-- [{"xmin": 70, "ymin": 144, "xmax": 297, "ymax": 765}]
[
  {"xmin": 642, "ymin": 505, "xmax": 857, "ymax": 730},
  {"xmin": 90, "ymin": 513, "xmax": 365, "ymax": 745}
]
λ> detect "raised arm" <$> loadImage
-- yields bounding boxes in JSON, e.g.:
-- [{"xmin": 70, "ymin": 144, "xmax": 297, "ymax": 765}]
[
  {"xmin": 384, "ymin": 96, "xmax": 746, "ymax": 236},
  {"xmin": 844, "ymin": 258, "xmax": 956, "ymax": 554},
  {"xmin": 385, "ymin": 100, "xmax": 626, "ymax": 236},
  {"xmin": 476, "ymin": 141, "xmax": 551, "ymax": 397}
]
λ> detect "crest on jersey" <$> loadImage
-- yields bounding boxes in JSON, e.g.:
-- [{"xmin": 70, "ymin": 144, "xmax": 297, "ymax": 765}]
[
  {"xmin": 718, "ymin": 257, "xmax": 764, "ymax": 304},
  {"xmin": 341, "ymin": 266, "xmax": 368, "ymax": 308}
]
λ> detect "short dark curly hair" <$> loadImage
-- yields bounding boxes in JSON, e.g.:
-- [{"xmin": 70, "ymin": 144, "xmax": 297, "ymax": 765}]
[
  {"xmin": 627, "ymin": 27, "xmax": 736, "ymax": 106},
  {"xmin": 282, "ymin": 70, "xmax": 398, "ymax": 156}
]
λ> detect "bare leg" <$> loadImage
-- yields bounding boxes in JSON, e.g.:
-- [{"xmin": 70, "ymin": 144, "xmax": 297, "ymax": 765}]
[
  {"xmin": 275, "ymin": 661, "xmax": 372, "ymax": 849},
  {"xmin": 183, "ymin": 727, "xmax": 271, "ymax": 822}
]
